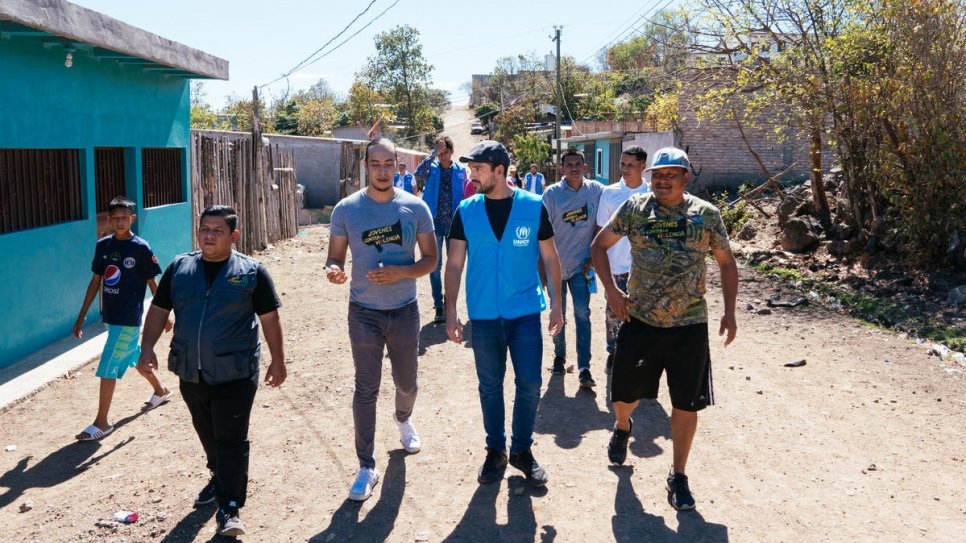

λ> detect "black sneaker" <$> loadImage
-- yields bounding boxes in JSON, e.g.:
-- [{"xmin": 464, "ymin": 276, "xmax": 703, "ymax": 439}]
[
  {"xmin": 551, "ymin": 356, "xmax": 566, "ymax": 375},
  {"xmin": 579, "ymin": 369, "xmax": 596, "ymax": 388},
  {"xmin": 433, "ymin": 307, "xmax": 445, "ymax": 324},
  {"xmin": 605, "ymin": 353, "xmax": 614, "ymax": 375},
  {"xmin": 607, "ymin": 418, "xmax": 633, "ymax": 465},
  {"xmin": 666, "ymin": 471, "xmax": 696, "ymax": 510},
  {"xmin": 193, "ymin": 477, "xmax": 216, "ymax": 507},
  {"xmin": 477, "ymin": 448, "xmax": 508, "ymax": 484},
  {"xmin": 508, "ymin": 449, "xmax": 549, "ymax": 486},
  {"xmin": 216, "ymin": 506, "xmax": 246, "ymax": 537}
]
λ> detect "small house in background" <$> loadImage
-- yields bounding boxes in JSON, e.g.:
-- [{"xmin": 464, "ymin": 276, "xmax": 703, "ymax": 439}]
[{"xmin": 0, "ymin": 0, "xmax": 228, "ymax": 368}]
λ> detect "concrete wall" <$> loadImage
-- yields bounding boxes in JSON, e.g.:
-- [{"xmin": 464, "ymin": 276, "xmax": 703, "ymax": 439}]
[
  {"xmin": 0, "ymin": 36, "xmax": 193, "ymax": 368},
  {"xmin": 677, "ymin": 82, "xmax": 833, "ymax": 190}
]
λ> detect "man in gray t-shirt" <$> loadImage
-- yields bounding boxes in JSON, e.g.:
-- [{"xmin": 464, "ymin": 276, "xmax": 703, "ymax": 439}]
[
  {"xmin": 542, "ymin": 149, "xmax": 604, "ymax": 386},
  {"xmin": 326, "ymin": 138, "xmax": 437, "ymax": 503}
]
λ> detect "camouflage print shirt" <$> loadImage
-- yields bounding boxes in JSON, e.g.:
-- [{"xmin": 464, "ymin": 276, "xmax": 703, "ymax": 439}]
[{"xmin": 606, "ymin": 192, "xmax": 730, "ymax": 327}]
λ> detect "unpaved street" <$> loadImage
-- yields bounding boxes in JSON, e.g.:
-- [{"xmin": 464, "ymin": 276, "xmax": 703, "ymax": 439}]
[{"xmin": 0, "ymin": 224, "xmax": 964, "ymax": 542}]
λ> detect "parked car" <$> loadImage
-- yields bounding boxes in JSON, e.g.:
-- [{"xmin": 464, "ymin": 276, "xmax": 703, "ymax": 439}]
[{"xmin": 470, "ymin": 121, "xmax": 485, "ymax": 135}]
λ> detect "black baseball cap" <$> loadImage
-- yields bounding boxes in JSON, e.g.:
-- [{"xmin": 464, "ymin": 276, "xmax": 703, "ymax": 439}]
[{"xmin": 459, "ymin": 140, "xmax": 510, "ymax": 168}]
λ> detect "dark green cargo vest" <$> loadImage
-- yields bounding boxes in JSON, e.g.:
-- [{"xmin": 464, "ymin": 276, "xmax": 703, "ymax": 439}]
[{"xmin": 166, "ymin": 251, "xmax": 261, "ymax": 384}]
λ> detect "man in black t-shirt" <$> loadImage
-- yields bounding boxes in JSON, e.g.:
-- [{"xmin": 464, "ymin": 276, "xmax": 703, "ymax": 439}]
[{"xmin": 138, "ymin": 205, "xmax": 285, "ymax": 539}]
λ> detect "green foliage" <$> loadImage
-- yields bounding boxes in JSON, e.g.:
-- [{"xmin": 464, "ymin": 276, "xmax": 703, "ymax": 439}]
[
  {"xmin": 511, "ymin": 132, "xmax": 550, "ymax": 172},
  {"xmin": 361, "ymin": 25, "xmax": 440, "ymax": 139},
  {"xmin": 693, "ymin": 0, "xmax": 966, "ymax": 266},
  {"xmin": 752, "ymin": 262, "xmax": 965, "ymax": 351},
  {"xmin": 475, "ymin": 103, "xmax": 500, "ymax": 123},
  {"xmin": 189, "ymin": 82, "xmax": 220, "ymax": 129},
  {"xmin": 713, "ymin": 184, "xmax": 752, "ymax": 234}
]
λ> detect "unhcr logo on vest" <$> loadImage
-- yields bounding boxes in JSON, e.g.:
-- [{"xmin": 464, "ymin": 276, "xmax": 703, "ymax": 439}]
[{"xmin": 513, "ymin": 225, "xmax": 531, "ymax": 247}]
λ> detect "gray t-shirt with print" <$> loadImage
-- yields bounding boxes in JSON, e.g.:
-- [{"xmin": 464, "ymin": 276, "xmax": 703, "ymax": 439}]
[
  {"xmin": 542, "ymin": 178, "xmax": 605, "ymax": 279},
  {"xmin": 330, "ymin": 188, "xmax": 434, "ymax": 310}
]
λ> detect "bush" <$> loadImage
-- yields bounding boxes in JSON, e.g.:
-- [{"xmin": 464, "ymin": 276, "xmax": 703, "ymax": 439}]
[{"xmin": 713, "ymin": 185, "xmax": 752, "ymax": 235}]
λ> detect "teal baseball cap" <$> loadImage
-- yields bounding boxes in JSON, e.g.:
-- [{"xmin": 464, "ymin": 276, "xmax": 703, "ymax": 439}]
[{"xmin": 645, "ymin": 147, "xmax": 691, "ymax": 171}]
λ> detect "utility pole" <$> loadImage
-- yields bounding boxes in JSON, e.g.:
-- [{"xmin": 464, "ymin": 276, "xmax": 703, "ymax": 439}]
[{"xmin": 553, "ymin": 26, "xmax": 562, "ymax": 183}]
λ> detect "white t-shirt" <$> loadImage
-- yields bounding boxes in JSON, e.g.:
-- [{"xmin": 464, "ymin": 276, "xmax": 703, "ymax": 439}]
[{"xmin": 595, "ymin": 178, "xmax": 651, "ymax": 275}]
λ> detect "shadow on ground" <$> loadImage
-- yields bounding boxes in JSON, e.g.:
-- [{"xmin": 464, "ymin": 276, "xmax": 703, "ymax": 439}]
[
  {"xmin": 533, "ymin": 373, "xmax": 613, "ymax": 449},
  {"xmin": 610, "ymin": 466, "xmax": 728, "ymax": 542},
  {"xmin": 0, "ymin": 411, "xmax": 144, "ymax": 509},
  {"xmin": 441, "ymin": 475, "xmax": 553, "ymax": 543},
  {"xmin": 309, "ymin": 449, "xmax": 408, "ymax": 543}
]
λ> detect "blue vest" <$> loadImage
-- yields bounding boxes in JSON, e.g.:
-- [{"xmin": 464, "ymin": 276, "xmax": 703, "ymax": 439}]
[
  {"xmin": 394, "ymin": 172, "xmax": 415, "ymax": 194},
  {"xmin": 421, "ymin": 161, "xmax": 467, "ymax": 218},
  {"xmin": 166, "ymin": 251, "xmax": 261, "ymax": 384},
  {"xmin": 525, "ymin": 172, "xmax": 545, "ymax": 195},
  {"xmin": 462, "ymin": 191, "xmax": 546, "ymax": 320}
]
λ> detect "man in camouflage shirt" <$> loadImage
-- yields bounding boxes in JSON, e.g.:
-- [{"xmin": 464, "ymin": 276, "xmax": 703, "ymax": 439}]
[{"xmin": 590, "ymin": 147, "xmax": 738, "ymax": 511}]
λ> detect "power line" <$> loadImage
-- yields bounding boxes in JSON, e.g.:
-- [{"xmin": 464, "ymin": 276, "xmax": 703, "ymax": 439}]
[
  {"xmin": 258, "ymin": 0, "xmax": 399, "ymax": 90},
  {"xmin": 580, "ymin": 0, "xmax": 677, "ymax": 67}
]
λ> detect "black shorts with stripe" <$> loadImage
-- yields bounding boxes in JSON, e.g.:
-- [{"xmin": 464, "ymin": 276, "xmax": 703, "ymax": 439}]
[{"xmin": 609, "ymin": 318, "xmax": 714, "ymax": 411}]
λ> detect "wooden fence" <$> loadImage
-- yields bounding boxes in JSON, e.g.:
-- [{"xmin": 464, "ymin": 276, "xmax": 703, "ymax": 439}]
[{"xmin": 190, "ymin": 132, "xmax": 299, "ymax": 255}]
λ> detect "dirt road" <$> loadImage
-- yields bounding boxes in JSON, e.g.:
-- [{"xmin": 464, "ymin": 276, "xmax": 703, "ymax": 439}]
[{"xmin": 1, "ymin": 220, "xmax": 964, "ymax": 542}]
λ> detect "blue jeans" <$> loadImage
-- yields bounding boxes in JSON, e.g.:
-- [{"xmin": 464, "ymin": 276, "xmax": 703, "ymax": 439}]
[
  {"xmin": 552, "ymin": 273, "xmax": 592, "ymax": 371},
  {"xmin": 470, "ymin": 313, "xmax": 543, "ymax": 453},
  {"xmin": 429, "ymin": 232, "xmax": 448, "ymax": 309}
]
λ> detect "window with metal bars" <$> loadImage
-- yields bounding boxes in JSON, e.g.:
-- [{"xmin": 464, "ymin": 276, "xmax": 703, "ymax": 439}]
[
  {"xmin": 142, "ymin": 148, "xmax": 184, "ymax": 208},
  {"xmin": 95, "ymin": 148, "xmax": 127, "ymax": 212},
  {"xmin": 0, "ymin": 148, "xmax": 84, "ymax": 235}
]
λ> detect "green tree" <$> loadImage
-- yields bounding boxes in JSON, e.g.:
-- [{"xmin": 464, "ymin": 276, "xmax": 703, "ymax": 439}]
[
  {"xmin": 190, "ymin": 82, "xmax": 218, "ymax": 129},
  {"xmin": 361, "ymin": 25, "xmax": 437, "ymax": 139},
  {"xmin": 512, "ymin": 132, "xmax": 550, "ymax": 173}
]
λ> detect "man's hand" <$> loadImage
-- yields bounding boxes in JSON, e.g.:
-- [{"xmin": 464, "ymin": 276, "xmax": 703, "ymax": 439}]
[
  {"xmin": 137, "ymin": 349, "xmax": 159, "ymax": 375},
  {"xmin": 434, "ymin": 139, "xmax": 446, "ymax": 154},
  {"xmin": 326, "ymin": 264, "xmax": 348, "ymax": 284},
  {"xmin": 164, "ymin": 317, "xmax": 174, "ymax": 333},
  {"xmin": 547, "ymin": 307, "xmax": 564, "ymax": 337},
  {"xmin": 72, "ymin": 317, "xmax": 84, "ymax": 339},
  {"xmin": 719, "ymin": 314, "xmax": 737, "ymax": 347},
  {"xmin": 264, "ymin": 360, "xmax": 287, "ymax": 387},
  {"xmin": 446, "ymin": 313, "xmax": 464, "ymax": 344},
  {"xmin": 367, "ymin": 265, "xmax": 405, "ymax": 285},
  {"xmin": 605, "ymin": 286, "xmax": 630, "ymax": 322}
]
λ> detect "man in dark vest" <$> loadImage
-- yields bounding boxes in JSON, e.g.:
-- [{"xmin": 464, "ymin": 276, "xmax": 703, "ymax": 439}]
[
  {"xmin": 138, "ymin": 205, "xmax": 286, "ymax": 538},
  {"xmin": 444, "ymin": 140, "xmax": 564, "ymax": 487}
]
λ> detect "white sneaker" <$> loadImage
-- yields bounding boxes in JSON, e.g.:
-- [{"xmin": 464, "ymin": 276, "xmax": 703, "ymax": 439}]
[
  {"xmin": 348, "ymin": 467, "xmax": 380, "ymax": 501},
  {"xmin": 395, "ymin": 416, "xmax": 422, "ymax": 453}
]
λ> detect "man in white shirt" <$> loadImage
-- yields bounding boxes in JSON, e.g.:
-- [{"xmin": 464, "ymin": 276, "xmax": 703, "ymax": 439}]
[{"xmin": 594, "ymin": 146, "xmax": 649, "ymax": 373}]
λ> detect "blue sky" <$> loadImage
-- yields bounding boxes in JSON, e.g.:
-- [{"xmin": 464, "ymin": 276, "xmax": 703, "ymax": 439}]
[{"xmin": 71, "ymin": 0, "xmax": 680, "ymax": 109}]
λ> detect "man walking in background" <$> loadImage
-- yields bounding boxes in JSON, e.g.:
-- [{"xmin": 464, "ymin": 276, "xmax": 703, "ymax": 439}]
[
  {"xmin": 416, "ymin": 135, "xmax": 468, "ymax": 323},
  {"xmin": 542, "ymin": 149, "xmax": 604, "ymax": 386},
  {"xmin": 595, "ymin": 146, "xmax": 649, "ymax": 374}
]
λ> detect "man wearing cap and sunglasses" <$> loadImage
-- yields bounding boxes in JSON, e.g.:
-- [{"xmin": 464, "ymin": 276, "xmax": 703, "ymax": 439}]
[
  {"xmin": 591, "ymin": 146, "xmax": 738, "ymax": 511},
  {"xmin": 444, "ymin": 140, "xmax": 564, "ymax": 487}
]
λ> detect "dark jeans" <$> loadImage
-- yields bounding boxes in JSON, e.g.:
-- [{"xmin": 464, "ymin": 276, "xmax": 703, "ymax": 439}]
[
  {"xmin": 348, "ymin": 301, "xmax": 420, "ymax": 468},
  {"xmin": 470, "ymin": 313, "xmax": 543, "ymax": 453},
  {"xmin": 552, "ymin": 272, "xmax": 592, "ymax": 370},
  {"xmin": 429, "ymin": 232, "xmax": 449, "ymax": 309},
  {"xmin": 180, "ymin": 372, "xmax": 257, "ymax": 509}
]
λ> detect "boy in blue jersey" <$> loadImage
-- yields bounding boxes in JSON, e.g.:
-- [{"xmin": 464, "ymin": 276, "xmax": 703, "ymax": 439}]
[
  {"xmin": 72, "ymin": 197, "xmax": 171, "ymax": 441},
  {"xmin": 444, "ymin": 140, "xmax": 564, "ymax": 487}
]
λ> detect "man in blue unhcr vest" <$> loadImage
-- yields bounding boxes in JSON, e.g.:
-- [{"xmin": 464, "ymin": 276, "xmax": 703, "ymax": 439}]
[
  {"xmin": 415, "ymin": 135, "xmax": 469, "ymax": 324},
  {"xmin": 138, "ymin": 205, "xmax": 286, "ymax": 538},
  {"xmin": 443, "ymin": 140, "xmax": 564, "ymax": 487}
]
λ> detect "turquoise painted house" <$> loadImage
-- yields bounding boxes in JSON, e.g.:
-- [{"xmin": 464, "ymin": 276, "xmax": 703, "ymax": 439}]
[
  {"xmin": 561, "ymin": 132, "xmax": 625, "ymax": 185},
  {"xmin": 0, "ymin": 0, "xmax": 228, "ymax": 368}
]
